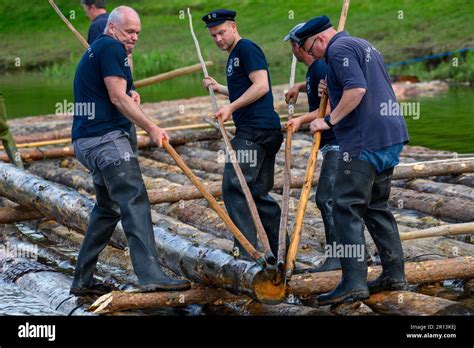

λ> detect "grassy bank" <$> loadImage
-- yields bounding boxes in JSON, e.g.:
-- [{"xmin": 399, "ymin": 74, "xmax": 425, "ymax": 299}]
[{"xmin": 1, "ymin": 0, "xmax": 474, "ymax": 84}]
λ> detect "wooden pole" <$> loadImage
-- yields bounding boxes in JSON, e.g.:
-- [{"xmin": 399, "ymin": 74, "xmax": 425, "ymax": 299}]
[
  {"xmin": 162, "ymin": 139, "xmax": 265, "ymax": 267},
  {"xmin": 48, "ymin": 0, "xmax": 89, "ymax": 49},
  {"xmin": 187, "ymin": 8, "xmax": 275, "ymax": 264},
  {"xmin": 285, "ymin": 0, "xmax": 351, "ymax": 282},
  {"xmin": 134, "ymin": 62, "xmax": 214, "ymax": 88},
  {"xmin": 277, "ymin": 54, "xmax": 297, "ymax": 269}
]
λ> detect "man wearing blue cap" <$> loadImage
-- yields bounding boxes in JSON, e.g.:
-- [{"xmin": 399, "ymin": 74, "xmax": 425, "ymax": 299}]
[
  {"xmin": 284, "ymin": 23, "xmax": 341, "ymax": 273},
  {"xmin": 295, "ymin": 16, "xmax": 409, "ymax": 305},
  {"xmin": 201, "ymin": 9, "xmax": 283, "ymax": 261}
]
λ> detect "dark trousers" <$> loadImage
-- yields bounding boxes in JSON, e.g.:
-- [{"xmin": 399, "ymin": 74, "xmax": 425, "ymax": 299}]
[{"xmin": 222, "ymin": 127, "xmax": 283, "ymax": 259}]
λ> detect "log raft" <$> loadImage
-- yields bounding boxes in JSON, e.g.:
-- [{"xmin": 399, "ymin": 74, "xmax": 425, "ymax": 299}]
[{"xmin": 1, "ymin": 92, "xmax": 473, "ymax": 315}]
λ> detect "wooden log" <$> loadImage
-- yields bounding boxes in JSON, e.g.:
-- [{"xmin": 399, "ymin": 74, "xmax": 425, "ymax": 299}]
[
  {"xmin": 0, "ymin": 248, "xmax": 91, "ymax": 315},
  {"xmin": 288, "ymin": 256, "xmax": 474, "ymax": 297},
  {"xmin": 454, "ymin": 173, "xmax": 474, "ymax": 188},
  {"xmin": 27, "ymin": 161, "xmax": 94, "ymax": 194},
  {"xmin": 0, "ymin": 205, "xmax": 43, "ymax": 223},
  {"xmin": 89, "ymin": 286, "xmax": 240, "ymax": 314},
  {"xmin": 134, "ymin": 61, "xmax": 214, "ymax": 88},
  {"xmin": 364, "ymin": 291, "xmax": 471, "ymax": 315},
  {"xmin": 0, "ymin": 162, "xmax": 128, "ymax": 248},
  {"xmin": 390, "ymin": 187, "xmax": 474, "ymax": 222},
  {"xmin": 405, "ymin": 179, "xmax": 474, "ymax": 201},
  {"xmin": 393, "ymin": 158, "xmax": 474, "ymax": 179},
  {"xmin": 401, "ymin": 223, "xmax": 474, "ymax": 240}
]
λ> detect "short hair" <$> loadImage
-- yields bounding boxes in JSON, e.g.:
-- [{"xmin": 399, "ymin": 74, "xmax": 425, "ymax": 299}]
[{"xmin": 80, "ymin": 0, "xmax": 106, "ymax": 9}]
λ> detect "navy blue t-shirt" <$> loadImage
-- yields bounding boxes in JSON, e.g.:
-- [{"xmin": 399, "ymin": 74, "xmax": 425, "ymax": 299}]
[
  {"xmin": 226, "ymin": 39, "xmax": 281, "ymax": 129},
  {"xmin": 87, "ymin": 13, "xmax": 109, "ymax": 44},
  {"xmin": 305, "ymin": 59, "xmax": 337, "ymax": 147},
  {"xmin": 326, "ymin": 31, "xmax": 409, "ymax": 157},
  {"xmin": 72, "ymin": 34, "xmax": 133, "ymax": 140}
]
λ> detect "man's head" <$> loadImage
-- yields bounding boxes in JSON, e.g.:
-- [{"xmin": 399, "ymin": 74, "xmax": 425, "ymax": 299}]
[
  {"xmin": 105, "ymin": 6, "xmax": 141, "ymax": 54},
  {"xmin": 284, "ymin": 23, "xmax": 312, "ymax": 64},
  {"xmin": 295, "ymin": 16, "xmax": 337, "ymax": 59},
  {"xmin": 81, "ymin": 0, "xmax": 106, "ymax": 21},
  {"xmin": 202, "ymin": 9, "xmax": 239, "ymax": 52}
]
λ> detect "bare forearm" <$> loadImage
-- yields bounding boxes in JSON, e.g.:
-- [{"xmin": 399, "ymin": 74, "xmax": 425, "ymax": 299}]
[
  {"xmin": 216, "ymin": 84, "xmax": 229, "ymax": 96},
  {"xmin": 330, "ymin": 88, "xmax": 366, "ymax": 125},
  {"xmin": 297, "ymin": 82, "xmax": 307, "ymax": 93},
  {"xmin": 113, "ymin": 95, "xmax": 156, "ymax": 133}
]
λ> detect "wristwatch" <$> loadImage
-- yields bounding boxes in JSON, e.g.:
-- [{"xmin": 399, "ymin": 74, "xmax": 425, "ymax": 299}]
[{"xmin": 324, "ymin": 114, "xmax": 334, "ymax": 128}]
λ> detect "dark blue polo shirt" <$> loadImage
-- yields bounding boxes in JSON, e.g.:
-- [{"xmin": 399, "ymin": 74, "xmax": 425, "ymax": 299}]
[
  {"xmin": 306, "ymin": 59, "xmax": 337, "ymax": 147},
  {"xmin": 226, "ymin": 39, "xmax": 281, "ymax": 129},
  {"xmin": 326, "ymin": 31, "xmax": 409, "ymax": 157},
  {"xmin": 72, "ymin": 34, "xmax": 133, "ymax": 140},
  {"xmin": 87, "ymin": 13, "xmax": 109, "ymax": 44}
]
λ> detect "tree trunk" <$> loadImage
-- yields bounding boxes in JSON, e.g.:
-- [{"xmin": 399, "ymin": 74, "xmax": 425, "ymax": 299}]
[
  {"xmin": 405, "ymin": 179, "xmax": 474, "ymax": 201},
  {"xmin": 392, "ymin": 158, "xmax": 474, "ymax": 180},
  {"xmin": 0, "ymin": 205, "xmax": 43, "ymax": 223},
  {"xmin": 288, "ymin": 256, "xmax": 474, "ymax": 298},
  {"xmin": 364, "ymin": 291, "xmax": 471, "ymax": 315},
  {"xmin": 390, "ymin": 187, "xmax": 474, "ymax": 222},
  {"xmin": 27, "ymin": 161, "xmax": 94, "ymax": 194}
]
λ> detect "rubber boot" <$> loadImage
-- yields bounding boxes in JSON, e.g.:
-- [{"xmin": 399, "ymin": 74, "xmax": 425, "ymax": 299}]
[
  {"xmin": 97, "ymin": 158, "xmax": 189, "ymax": 291},
  {"xmin": 317, "ymin": 159, "xmax": 372, "ymax": 305},
  {"xmin": 71, "ymin": 182, "xmax": 121, "ymax": 295},
  {"xmin": 294, "ymin": 150, "xmax": 340, "ymax": 274},
  {"xmin": 365, "ymin": 168, "xmax": 407, "ymax": 293}
]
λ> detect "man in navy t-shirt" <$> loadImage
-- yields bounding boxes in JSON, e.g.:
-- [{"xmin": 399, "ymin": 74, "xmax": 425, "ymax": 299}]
[
  {"xmin": 295, "ymin": 16, "xmax": 409, "ymax": 305},
  {"xmin": 81, "ymin": 0, "xmax": 109, "ymax": 44},
  {"xmin": 284, "ymin": 23, "xmax": 341, "ymax": 273},
  {"xmin": 71, "ymin": 6, "xmax": 190, "ymax": 296},
  {"xmin": 202, "ymin": 9, "xmax": 283, "ymax": 261}
]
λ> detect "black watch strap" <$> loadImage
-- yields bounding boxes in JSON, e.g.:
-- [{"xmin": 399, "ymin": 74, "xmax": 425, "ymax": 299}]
[{"xmin": 324, "ymin": 115, "xmax": 334, "ymax": 128}]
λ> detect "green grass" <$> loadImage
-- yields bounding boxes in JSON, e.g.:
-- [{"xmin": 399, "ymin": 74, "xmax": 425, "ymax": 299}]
[{"xmin": 1, "ymin": 0, "xmax": 474, "ymax": 83}]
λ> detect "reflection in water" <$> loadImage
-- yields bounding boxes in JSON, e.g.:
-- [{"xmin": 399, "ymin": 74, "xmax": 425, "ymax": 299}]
[{"xmin": 0, "ymin": 278, "xmax": 60, "ymax": 315}]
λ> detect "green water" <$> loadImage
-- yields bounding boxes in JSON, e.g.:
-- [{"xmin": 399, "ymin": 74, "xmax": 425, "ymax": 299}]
[{"xmin": 0, "ymin": 72, "xmax": 473, "ymax": 153}]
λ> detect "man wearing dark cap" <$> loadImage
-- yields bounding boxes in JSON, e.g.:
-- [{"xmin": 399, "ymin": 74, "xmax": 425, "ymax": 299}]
[
  {"xmin": 201, "ymin": 9, "xmax": 283, "ymax": 261},
  {"xmin": 284, "ymin": 23, "xmax": 341, "ymax": 273},
  {"xmin": 295, "ymin": 16, "xmax": 409, "ymax": 305}
]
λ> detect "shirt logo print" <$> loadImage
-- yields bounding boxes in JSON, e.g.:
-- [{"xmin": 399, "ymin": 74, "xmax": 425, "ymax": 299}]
[
  {"xmin": 124, "ymin": 57, "xmax": 130, "ymax": 67},
  {"xmin": 306, "ymin": 76, "xmax": 311, "ymax": 94},
  {"xmin": 227, "ymin": 61, "xmax": 234, "ymax": 76}
]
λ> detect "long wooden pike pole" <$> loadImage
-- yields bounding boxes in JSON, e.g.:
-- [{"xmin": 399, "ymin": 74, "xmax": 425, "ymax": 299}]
[
  {"xmin": 162, "ymin": 139, "xmax": 266, "ymax": 267},
  {"xmin": 48, "ymin": 0, "xmax": 89, "ymax": 48},
  {"xmin": 187, "ymin": 8, "xmax": 276, "ymax": 264},
  {"xmin": 277, "ymin": 54, "xmax": 297, "ymax": 270},
  {"xmin": 285, "ymin": 0, "xmax": 351, "ymax": 282}
]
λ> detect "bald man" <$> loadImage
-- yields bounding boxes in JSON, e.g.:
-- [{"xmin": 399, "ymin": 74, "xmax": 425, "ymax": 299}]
[{"xmin": 71, "ymin": 6, "xmax": 190, "ymax": 295}]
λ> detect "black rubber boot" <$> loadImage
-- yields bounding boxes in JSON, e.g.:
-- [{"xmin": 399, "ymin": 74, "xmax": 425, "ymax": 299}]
[
  {"xmin": 71, "ymin": 182, "xmax": 121, "ymax": 294},
  {"xmin": 317, "ymin": 159, "xmax": 373, "ymax": 306},
  {"xmin": 84, "ymin": 158, "xmax": 190, "ymax": 292},
  {"xmin": 223, "ymin": 130, "xmax": 283, "ymax": 262},
  {"xmin": 365, "ymin": 168, "xmax": 407, "ymax": 293},
  {"xmin": 294, "ymin": 151, "xmax": 340, "ymax": 274}
]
